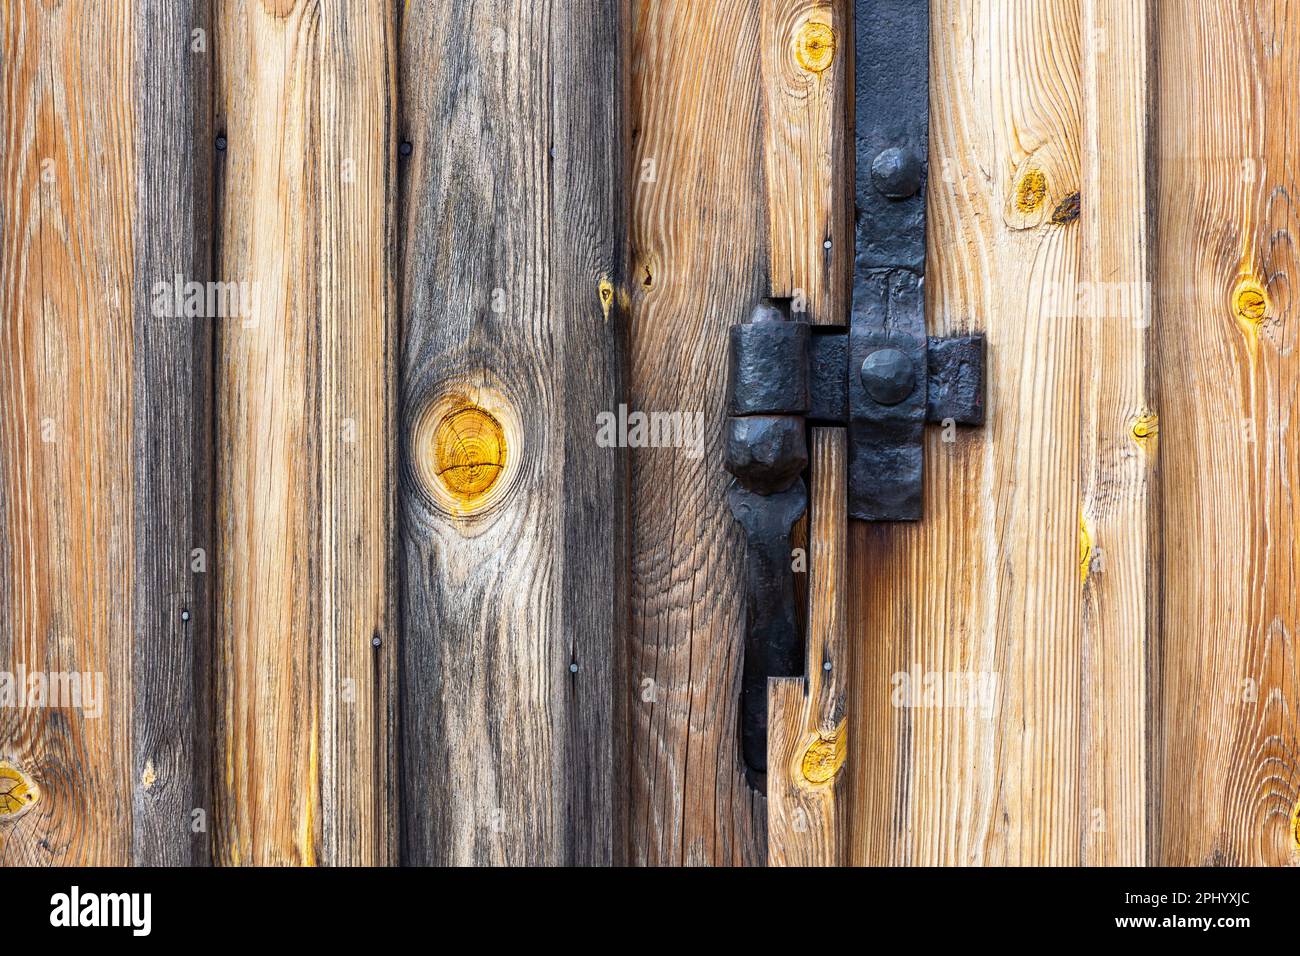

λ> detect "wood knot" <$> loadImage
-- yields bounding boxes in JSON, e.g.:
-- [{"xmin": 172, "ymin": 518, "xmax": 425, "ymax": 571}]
[
  {"xmin": 434, "ymin": 406, "xmax": 506, "ymax": 500},
  {"xmin": 1234, "ymin": 282, "xmax": 1268, "ymax": 325},
  {"xmin": 1130, "ymin": 412, "xmax": 1158, "ymax": 451},
  {"xmin": 795, "ymin": 21, "xmax": 835, "ymax": 73},
  {"xmin": 1015, "ymin": 168, "xmax": 1048, "ymax": 214},
  {"xmin": 413, "ymin": 388, "xmax": 520, "ymax": 519},
  {"xmin": 800, "ymin": 723, "xmax": 846, "ymax": 785},
  {"xmin": 0, "ymin": 760, "xmax": 39, "ymax": 823},
  {"xmin": 1050, "ymin": 191, "xmax": 1080, "ymax": 225},
  {"xmin": 598, "ymin": 278, "xmax": 614, "ymax": 321}
]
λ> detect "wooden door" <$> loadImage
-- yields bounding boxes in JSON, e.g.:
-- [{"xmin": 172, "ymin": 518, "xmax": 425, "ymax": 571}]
[{"xmin": 2, "ymin": 0, "xmax": 1298, "ymax": 868}]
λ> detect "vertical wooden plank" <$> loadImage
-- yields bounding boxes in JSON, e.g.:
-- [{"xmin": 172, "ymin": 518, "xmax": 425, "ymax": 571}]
[
  {"xmin": 850, "ymin": 0, "xmax": 1085, "ymax": 865},
  {"xmin": 317, "ymin": 0, "xmax": 399, "ymax": 869},
  {"xmin": 768, "ymin": 429, "xmax": 849, "ymax": 866},
  {"xmin": 760, "ymin": 0, "xmax": 851, "ymax": 866},
  {"xmin": 0, "ymin": 0, "xmax": 136, "ymax": 864},
  {"xmin": 213, "ymin": 0, "xmax": 396, "ymax": 867},
  {"xmin": 130, "ymin": 0, "xmax": 215, "ymax": 866},
  {"xmin": 398, "ymin": 0, "xmax": 626, "ymax": 865},
  {"xmin": 762, "ymin": 0, "xmax": 849, "ymax": 326},
  {"xmin": 1154, "ymin": 0, "xmax": 1300, "ymax": 866},
  {"xmin": 1078, "ymin": 0, "xmax": 1153, "ymax": 866},
  {"xmin": 629, "ymin": 0, "xmax": 768, "ymax": 866},
  {"xmin": 213, "ymin": 0, "xmax": 321, "ymax": 866}
]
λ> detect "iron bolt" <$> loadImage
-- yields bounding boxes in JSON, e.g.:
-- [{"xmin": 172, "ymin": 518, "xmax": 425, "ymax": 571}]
[
  {"xmin": 860, "ymin": 348, "xmax": 916, "ymax": 405},
  {"xmin": 871, "ymin": 146, "xmax": 922, "ymax": 199}
]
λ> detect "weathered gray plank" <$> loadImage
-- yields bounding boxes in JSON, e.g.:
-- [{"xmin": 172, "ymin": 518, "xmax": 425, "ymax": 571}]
[
  {"xmin": 130, "ymin": 0, "xmax": 215, "ymax": 867},
  {"xmin": 397, "ymin": 0, "xmax": 627, "ymax": 865}
]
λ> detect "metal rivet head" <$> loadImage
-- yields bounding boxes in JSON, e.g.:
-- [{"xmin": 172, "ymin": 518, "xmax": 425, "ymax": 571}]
[
  {"xmin": 871, "ymin": 146, "xmax": 922, "ymax": 199},
  {"xmin": 400, "ymin": 140, "xmax": 413, "ymax": 157},
  {"xmin": 569, "ymin": 662, "xmax": 579, "ymax": 674},
  {"xmin": 215, "ymin": 136, "xmax": 227, "ymax": 153},
  {"xmin": 860, "ymin": 348, "xmax": 917, "ymax": 405},
  {"xmin": 371, "ymin": 636, "xmax": 382, "ymax": 648}
]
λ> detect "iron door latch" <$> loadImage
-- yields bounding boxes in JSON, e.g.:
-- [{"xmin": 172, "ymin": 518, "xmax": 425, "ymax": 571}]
[{"xmin": 725, "ymin": 0, "xmax": 988, "ymax": 787}]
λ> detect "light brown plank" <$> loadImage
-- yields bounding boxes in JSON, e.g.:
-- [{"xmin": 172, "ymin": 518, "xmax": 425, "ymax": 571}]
[
  {"xmin": 768, "ymin": 429, "xmax": 849, "ymax": 866},
  {"xmin": 317, "ymin": 0, "xmax": 399, "ymax": 868},
  {"xmin": 1078, "ymin": 0, "xmax": 1153, "ymax": 866},
  {"xmin": 213, "ymin": 0, "xmax": 396, "ymax": 866},
  {"xmin": 759, "ymin": 0, "xmax": 850, "ymax": 866},
  {"xmin": 849, "ymin": 0, "xmax": 1086, "ymax": 866},
  {"xmin": 213, "ymin": 0, "xmax": 321, "ymax": 866},
  {"xmin": 0, "ymin": 0, "xmax": 136, "ymax": 865},
  {"xmin": 629, "ymin": 0, "xmax": 769, "ymax": 865},
  {"xmin": 1153, "ymin": 0, "xmax": 1300, "ymax": 866},
  {"xmin": 762, "ymin": 0, "xmax": 849, "ymax": 326}
]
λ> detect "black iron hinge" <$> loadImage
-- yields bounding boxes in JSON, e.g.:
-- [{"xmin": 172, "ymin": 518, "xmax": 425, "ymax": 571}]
[{"xmin": 724, "ymin": 0, "xmax": 988, "ymax": 788}]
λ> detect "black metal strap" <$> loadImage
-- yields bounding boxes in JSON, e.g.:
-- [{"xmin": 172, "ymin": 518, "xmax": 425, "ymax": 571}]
[{"xmin": 848, "ymin": 0, "xmax": 931, "ymax": 520}]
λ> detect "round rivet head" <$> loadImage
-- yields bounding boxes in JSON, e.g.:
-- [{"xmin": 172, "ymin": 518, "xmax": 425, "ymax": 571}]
[
  {"xmin": 860, "ymin": 348, "xmax": 916, "ymax": 405},
  {"xmin": 871, "ymin": 147, "xmax": 922, "ymax": 199}
]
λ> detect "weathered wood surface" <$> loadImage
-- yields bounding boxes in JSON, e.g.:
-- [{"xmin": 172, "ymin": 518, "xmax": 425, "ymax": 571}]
[
  {"xmin": 131, "ymin": 0, "xmax": 215, "ymax": 867},
  {"xmin": 316, "ymin": 0, "xmax": 400, "ymax": 870},
  {"xmin": 1079, "ymin": 0, "xmax": 1154, "ymax": 867},
  {"xmin": 849, "ymin": 0, "xmax": 1088, "ymax": 865},
  {"xmin": 768, "ymin": 429, "xmax": 849, "ymax": 866},
  {"xmin": 0, "ymin": 0, "xmax": 137, "ymax": 865},
  {"xmin": 759, "ymin": 0, "xmax": 851, "ymax": 866},
  {"xmin": 3, "ymin": 0, "xmax": 1300, "ymax": 869},
  {"xmin": 398, "ymin": 0, "xmax": 627, "ymax": 865},
  {"xmin": 628, "ymin": 0, "xmax": 768, "ymax": 865},
  {"xmin": 1153, "ymin": 0, "xmax": 1300, "ymax": 866},
  {"xmin": 212, "ymin": 0, "xmax": 397, "ymax": 866}
]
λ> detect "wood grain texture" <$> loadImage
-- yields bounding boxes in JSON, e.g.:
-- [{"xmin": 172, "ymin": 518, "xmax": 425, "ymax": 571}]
[
  {"xmin": 761, "ymin": 0, "xmax": 849, "ymax": 325},
  {"xmin": 130, "ymin": 0, "xmax": 215, "ymax": 867},
  {"xmin": 768, "ymin": 429, "xmax": 849, "ymax": 866},
  {"xmin": 628, "ymin": 0, "xmax": 768, "ymax": 866},
  {"xmin": 1153, "ymin": 0, "xmax": 1300, "ymax": 866},
  {"xmin": 760, "ymin": 0, "xmax": 851, "ymax": 866},
  {"xmin": 397, "ymin": 0, "xmax": 626, "ymax": 866},
  {"xmin": 214, "ymin": 0, "xmax": 321, "ymax": 866},
  {"xmin": 849, "ymin": 0, "xmax": 1086, "ymax": 865},
  {"xmin": 1078, "ymin": 0, "xmax": 1153, "ymax": 866},
  {"xmin": 213, "ymin": 0, "xmax": 397, "ymax": 866},
  {"xmin": 317, "ymin": 0, "xmax": 399, "ymax": 869},
  {"xmin": 0, "ymin": 0, "xmax": 136, "ymax": 865}
]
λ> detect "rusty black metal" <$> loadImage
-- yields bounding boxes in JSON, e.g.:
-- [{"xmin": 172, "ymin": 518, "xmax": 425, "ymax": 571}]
[
  {"xmin": 724, "ymin": 414, "xmax": 808, "ymax": 495},
  {"xmin": 723, "ymin": 0, "xmax": 990, "ymax": 789},
  {"xmin": 847, "ymin": 0, "xmax": 931, "ymax": 521},
  {"xmin": 927, "ymin": 334, "xmax": 987, "ymax": 426},
  {"xmin": 727, "ymin": 480, "xmax": 807, "ymax": 787},
  {"xmin": 728, "ymin": 300, "xmax": 810, "ymax": 416}
]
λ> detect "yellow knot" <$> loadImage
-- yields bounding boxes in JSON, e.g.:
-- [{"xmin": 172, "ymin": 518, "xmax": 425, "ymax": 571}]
[
  {"xmin": 801, "ymin": 723, "xmax": 846, "ymax": 785},
  {"xmin": 0, "ymin": 760, "xmax": 39, "ymax": 822},
  {"xmin": 598, "ymin": 278, "xmax": 614, "ymax": 321},
  {"xmin": 433, "ymin": 405, "xmax": 506, "ymax": 503},
  {"xmin": 1015, "ymin": 169, "xmax": 1048, "ymax": 214},
  {"xmin": 1234, "ymin": 283, "xmax": 1268, "ymax": 325},
  {"xmin": 795, "ymin": 21, "xmax": 836, "ymax": 73},
  {"xmin": 1079, "ymin": 514, "xmax": 1093, "ymax": 585},
  {"xmin": 1130, "ymin": 412, "xmax": 1159, "ymax": 451}
]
